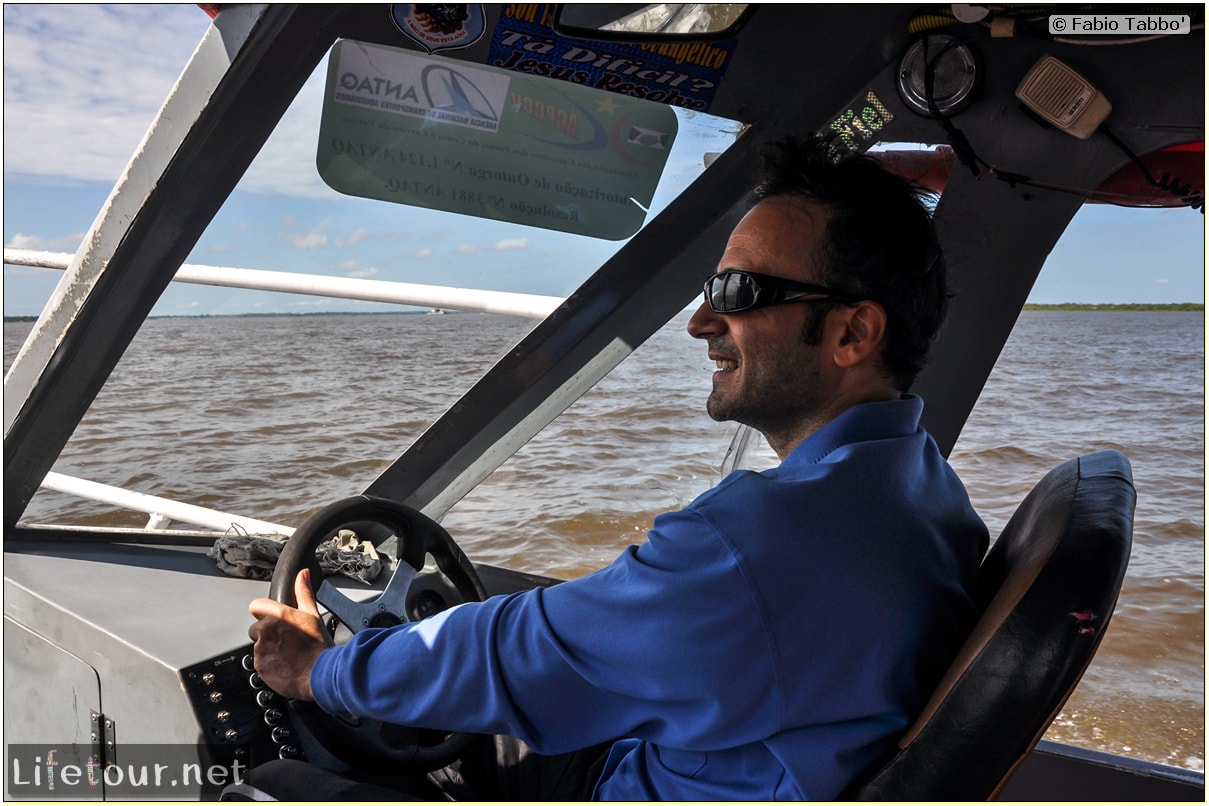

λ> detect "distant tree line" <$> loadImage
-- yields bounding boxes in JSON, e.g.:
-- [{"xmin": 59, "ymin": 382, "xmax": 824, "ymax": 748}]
[{"xmin": 1023, "ymin": 303, "xmax": 1203, "ymax": 311}]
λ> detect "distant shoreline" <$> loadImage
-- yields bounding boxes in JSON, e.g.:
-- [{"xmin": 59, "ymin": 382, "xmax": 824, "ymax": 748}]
[
  {"xmin": 3, "ymin": 310, "xmax": 454, "ymax": 323},
  {"xmin": 1022, "ymin": 303, "xmax": 1204, "ymax": 311},
  {"xmin": 5, "ymin": 303, "xmax": 1204, "ymax": 323}
]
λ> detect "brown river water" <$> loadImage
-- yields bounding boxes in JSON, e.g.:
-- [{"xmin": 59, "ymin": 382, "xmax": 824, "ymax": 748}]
[{"xmin": 5, "ymin": 309, "xmax": 1204, "ymax": 770}]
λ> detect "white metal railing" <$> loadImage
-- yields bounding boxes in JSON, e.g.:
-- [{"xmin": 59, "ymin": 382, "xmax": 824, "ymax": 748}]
[
  {"xmin": 40, "ymin": 472, "xmax": 293, "ymax": 536},
  {"xmin": 3, "ymin": 249, "xmax": 564, "ymax": 319},
  {"xmin": 5, "ymin": 247, "xmax": 567, "ymax": 530}
]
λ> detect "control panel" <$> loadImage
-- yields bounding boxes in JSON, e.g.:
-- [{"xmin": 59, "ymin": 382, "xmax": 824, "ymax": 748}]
[{"xmin": 180, "ymin": 645, "xmax": 305, "ymax": 768}]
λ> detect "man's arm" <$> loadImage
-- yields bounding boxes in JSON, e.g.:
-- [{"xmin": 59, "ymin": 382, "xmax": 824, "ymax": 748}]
[
  {"xmin": 304, "ymin": 508, "xmax": 783, "ymax": 753},
  {"xmin": 248, "ymin": 568, "xmax": 332, "ymax": 700}
]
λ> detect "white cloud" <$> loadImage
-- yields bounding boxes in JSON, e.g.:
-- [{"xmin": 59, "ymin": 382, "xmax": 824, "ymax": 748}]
[
  {"xmin": 491, "ymin": 238, "xmax": 528, "ymax": 251},
  {"xmin": 412, "ymin": 249, "xmax": 433, "ymax": 259},
  {"xmin": 3, "ymin": 5, "xmax": 213, "ymax": 185},
  {"xmin": 239, "ymin": 68, "xmax": 335, "ymax": 199},
  {"xmin": 5, "ymin": 232, "xmax": 84, "ymax": 252},
  {"xmin": 2, "ymin": 5, "xmax": 335, "ymax": 199},
  {"xmin": 336, "ymin": 228, "xmax": 372, "ymax": 248},
  {"xmin": 6, "ymin": 234, "xmax": 41, "ymax": 250},
  {"xmin": 454, "ymin": 244, "xmax": 479, "ymax": 255},
  {"xmin": 292, "ymin": 232, "xmax": 328, "ymax": 250},
  {"xmin": 332, "ymin": 258, "xmax": 377, "ymax": 279},
  {"xmin": 1155, "ymin": 278, "xmax": 1171, "ymax": 285}
]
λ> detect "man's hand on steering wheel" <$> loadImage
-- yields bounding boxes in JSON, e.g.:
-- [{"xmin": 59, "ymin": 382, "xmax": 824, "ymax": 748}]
[
  {"xmin": 249, "ymin": 495, "xmax": 489, "ymax": 770},
  {"xmin": 249, "ymin": 568, "xmax": 332, "ymax": 701}
]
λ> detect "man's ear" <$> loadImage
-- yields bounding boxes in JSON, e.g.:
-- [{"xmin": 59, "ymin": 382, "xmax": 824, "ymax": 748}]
[{"xmin": 833, "ymin": 301, "xmax": 887, "ymax": 368}]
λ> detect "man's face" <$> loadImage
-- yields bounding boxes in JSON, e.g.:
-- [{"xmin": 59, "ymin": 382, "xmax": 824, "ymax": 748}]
[{"xmin": 687, "ymin": 196, "xmax": 837, "ymax": 440}]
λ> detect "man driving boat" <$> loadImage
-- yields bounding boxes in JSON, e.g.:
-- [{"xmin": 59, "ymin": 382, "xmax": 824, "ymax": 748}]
[{"xmin": 241, "ymin": 136, "xmax": 989, "ymax": 801}]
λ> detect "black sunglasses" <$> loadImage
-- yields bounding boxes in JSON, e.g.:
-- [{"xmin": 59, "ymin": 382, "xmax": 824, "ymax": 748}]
[{"xmin": 703, "ymin": 269, "xmax": 863, "ymax": 314}]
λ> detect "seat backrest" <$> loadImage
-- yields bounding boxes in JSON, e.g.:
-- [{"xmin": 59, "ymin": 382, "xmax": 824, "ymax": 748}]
[{"xmin": 843, "ymin": 450, "xmax": 1135, "ymax": 801}]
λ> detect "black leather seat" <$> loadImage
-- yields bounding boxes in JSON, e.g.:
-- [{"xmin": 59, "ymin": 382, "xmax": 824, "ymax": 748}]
[{"xmin": 843, "ymin": 450, "xmax": 1135, "ymax": 800}]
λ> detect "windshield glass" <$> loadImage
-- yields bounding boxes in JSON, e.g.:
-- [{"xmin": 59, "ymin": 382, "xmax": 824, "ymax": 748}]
[
  {"xmin": 3, "ymin": 6, "xmax": 742, "ymax": 533},
  {"xmin": 947, "ymin": 202, "xmax": 1205, "ymax": 770}
]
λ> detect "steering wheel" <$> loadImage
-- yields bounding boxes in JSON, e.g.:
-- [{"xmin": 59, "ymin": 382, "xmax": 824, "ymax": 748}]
[{"xmin": 266, "ymin": 494, "xmax": 488, "ymax": 770}]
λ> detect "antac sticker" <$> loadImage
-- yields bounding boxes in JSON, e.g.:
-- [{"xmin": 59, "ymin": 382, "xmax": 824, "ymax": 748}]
[
  {"xmin": 390, "ymin": 4, "xmax": 486, "ymax": 53},
  {"xmin": 318, "ymin": 40, "xmax": 678, "ymax": 240},
  {"xmin": 488, "ymin": 4, "xmax": 736, "ymax": 113}
]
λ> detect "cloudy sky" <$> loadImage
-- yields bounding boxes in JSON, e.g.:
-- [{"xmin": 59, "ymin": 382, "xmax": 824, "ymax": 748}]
[
  {"xmin": 3, "ymin": 4, "xmax": 1204, "ymax": 317},
  {"xmin": 1, "ymin": 4, "xmax": 693, "ymax": 316}
]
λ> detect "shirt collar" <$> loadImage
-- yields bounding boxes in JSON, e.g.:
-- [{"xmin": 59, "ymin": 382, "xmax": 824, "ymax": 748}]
[{"xmin": 781, "ymin": 395, "xmax": 925, "ymax": 467}]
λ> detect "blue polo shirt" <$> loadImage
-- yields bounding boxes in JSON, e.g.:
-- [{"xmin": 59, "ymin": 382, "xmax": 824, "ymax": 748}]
[{"xmin": 311, "ymin": 396, "xmax": 988, "ymax": 800}]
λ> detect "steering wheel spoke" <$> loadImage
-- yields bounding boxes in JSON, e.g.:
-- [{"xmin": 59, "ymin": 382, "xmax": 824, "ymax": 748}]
[{"xmin": 314, "ymin": 562, "xmax": 418, "ymax": 631}]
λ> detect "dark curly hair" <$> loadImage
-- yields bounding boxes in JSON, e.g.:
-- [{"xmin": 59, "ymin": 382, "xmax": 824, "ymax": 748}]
[{"xmin": 754, "ymin": 136, "xmax": 949, "ymax": 391}]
